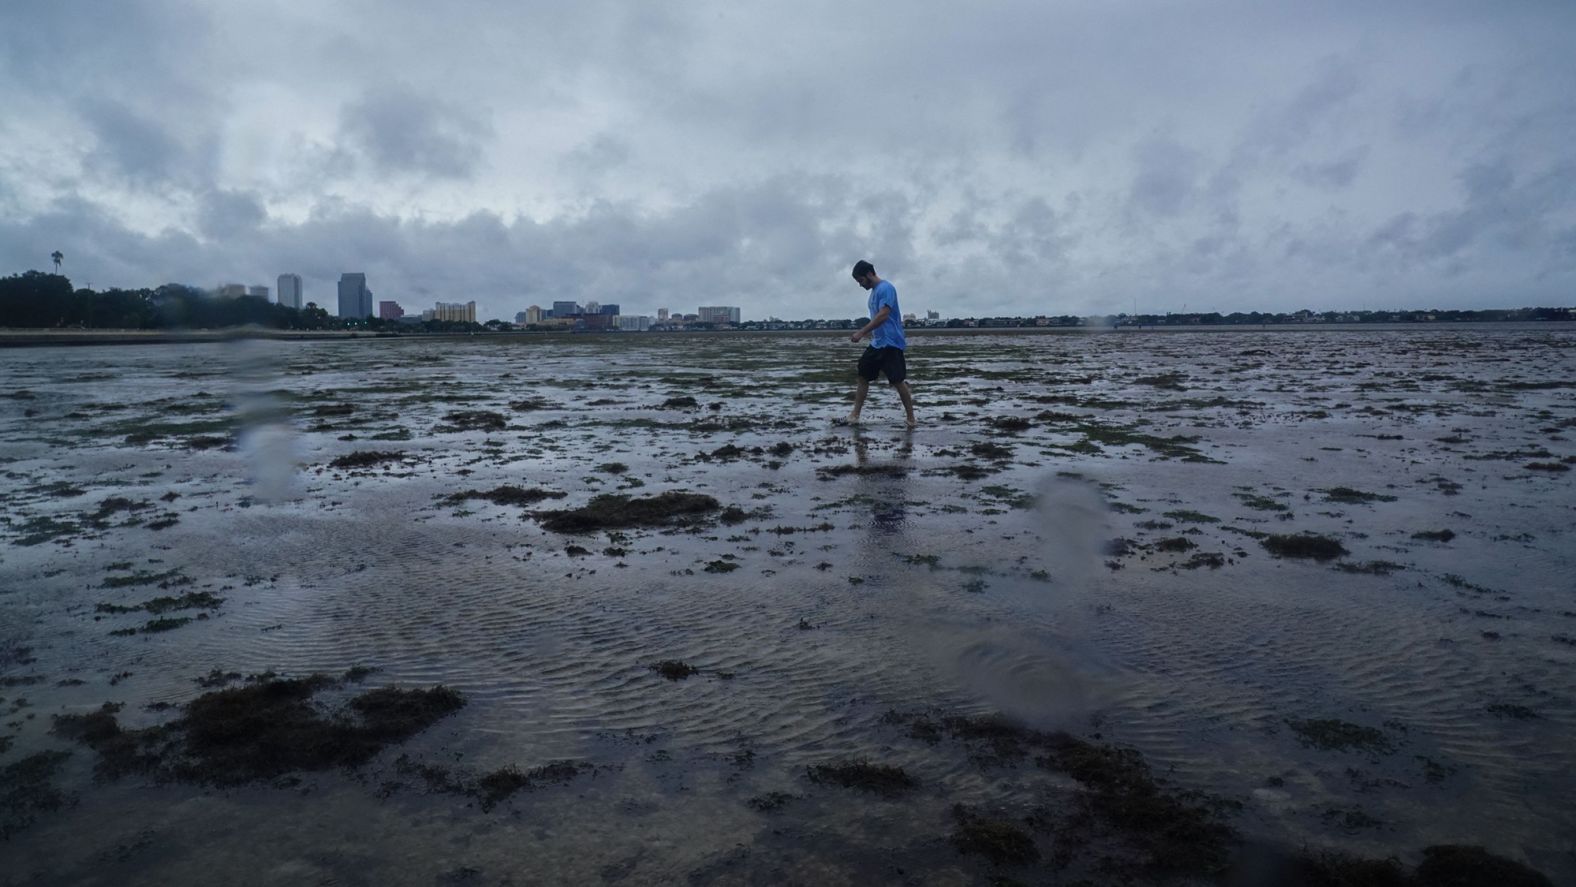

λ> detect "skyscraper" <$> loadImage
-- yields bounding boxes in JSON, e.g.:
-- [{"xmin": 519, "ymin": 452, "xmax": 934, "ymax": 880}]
[
  {"xmin": 277, "ymin": 273, "xmax": 303, "ymax": 310},
  {"xmin": 337, "ymin": 273, "xmax": 373, "ymax": 319},
  {"xmin": 698, "ymin": 306, "xmax": 741, "ymax": 324}
]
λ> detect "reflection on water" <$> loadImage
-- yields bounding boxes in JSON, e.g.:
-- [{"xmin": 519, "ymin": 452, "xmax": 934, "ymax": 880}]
[{"xmin": 0, "ymin": 328, "xmax": 1572, "ymax": 883}]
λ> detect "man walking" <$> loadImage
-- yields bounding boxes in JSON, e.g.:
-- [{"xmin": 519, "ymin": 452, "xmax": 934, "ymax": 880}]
[{"xmin": 845, "ymin": 260, "xmax": 917, "ymax": 428}]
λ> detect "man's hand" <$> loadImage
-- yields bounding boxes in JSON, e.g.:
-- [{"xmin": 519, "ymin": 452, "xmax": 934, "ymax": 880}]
[{"xmin": 850, "ymin": 330, "xmax": 864, "ymax": 344}]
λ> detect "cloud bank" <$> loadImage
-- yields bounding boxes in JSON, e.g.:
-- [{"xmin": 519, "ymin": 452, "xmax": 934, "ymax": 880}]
[{"xmin": 2, "ymin": 0, "xmax": 1573, "ymax": 321}]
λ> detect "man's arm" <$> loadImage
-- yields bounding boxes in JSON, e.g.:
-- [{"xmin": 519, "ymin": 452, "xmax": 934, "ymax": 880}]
[{"xmin": 851, "ymin": 305, "xmax": 891, "ymax": 343}]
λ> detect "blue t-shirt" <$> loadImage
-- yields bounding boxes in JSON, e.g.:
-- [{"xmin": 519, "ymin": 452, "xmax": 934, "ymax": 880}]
[{"xmin": 867, "ymin": 280, "xmax": 907, "ymax": 350}]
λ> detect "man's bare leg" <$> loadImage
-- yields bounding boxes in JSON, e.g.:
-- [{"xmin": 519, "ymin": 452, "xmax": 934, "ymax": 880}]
[
  {"xmin": 845, "ymin": 378, "xmax": 870, "ymax": 424},
  {"xmin": 895, "ymin": 380, "xmax": 917, "ymax": 428}
]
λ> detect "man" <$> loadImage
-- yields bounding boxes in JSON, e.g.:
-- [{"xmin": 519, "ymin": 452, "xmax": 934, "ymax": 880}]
[{"xmin": 845, "ymin": 259, "xmax": 917, "ymax": 428}]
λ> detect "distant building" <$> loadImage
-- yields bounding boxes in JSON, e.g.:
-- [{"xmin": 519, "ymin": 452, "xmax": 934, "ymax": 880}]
[
  {"xmin": 214, "ymin": 283, "xmax": 246, "ymax": 298},
  {"xmin": 926, "ymin": 310, "xmax": 940, "ymax": 321},
  {"xmin": 552, "ymin": 300, "xmax": 581, "ymax": 317},
  {"xmin": 248, "ymin": 285, "xmax": 269, "ymax": 299},
  {"xmin": 337, "ymin": 273, "xmax": 373, "ymax": 319},
  {"xmin": 434, "ymin": 301, "xmax": 476, "ymax": 323},
  {"xmin": 614, "ymin": 315, "xmax": 652, "ymax": 331},
  {"xmin": 698, "ymin": 306, "xmax": 741, "ymax": 325},
  {"xmin": 521, "ymin": 305, "xmax": 543, "ymax": 324},
  {"xmin": 277, "ymin": 274, "xmax": 303, "ymax": 309},
  {"xmin": 657, "ymin": 308, "xmax": 669, "ymax": 321},
  {"xmin": 378, "ymin": 301, "xmax": 404, "ymax": 320},
  {"xmin": 584, "ymin": 300, "xmax": 600, "ymax": 315},
  {"xmin": 599, "ymin": 303, "xmax": 619, "ymax": 316}
]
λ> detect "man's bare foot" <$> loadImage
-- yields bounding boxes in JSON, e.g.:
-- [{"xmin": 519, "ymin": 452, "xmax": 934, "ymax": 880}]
[
  {"xmin": 836, "ymin": 414, "xmax": 860, "ymax": 426},
  {"xmin": 905, "ymin": 417, "xmax": 918, "ymax": 430}
]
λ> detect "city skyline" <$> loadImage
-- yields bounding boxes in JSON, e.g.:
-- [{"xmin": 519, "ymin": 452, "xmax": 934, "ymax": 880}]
[{"xmin": 2, "ymin": 4, "xmax": 1573, "ymax": 324}]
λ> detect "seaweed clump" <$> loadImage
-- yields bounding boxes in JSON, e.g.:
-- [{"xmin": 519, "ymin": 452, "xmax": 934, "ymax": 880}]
[
  {"xmin": 438, "ymin": 410, "xmax": 507, "ymax": 431},
  {"xmin": 442, "ymin": 486, "xmax": 567, "ymax": 507},
  {"xmin": 950, "ymin": 804, "xmax": 1040, "ymax": 864},
  {"xmin": 806, "ymin": 760, "xmax": 916, "ymax": 796},
  {"xmin": 329, "ymin": 451, "xmax": 408, "ymax": 470},
  {"xmin": 1285, "ymin": 718, "xmax": 1394, "ymax": 754},
  {"xmin": 537, "ymin": 492, "xmax": 720, "ymax": 533},
  {"xmin": 51, "ymin": 674, "xmax": 464, "ymax": 785},
  {"xmin": 882, "ymin": 711, "xmax": 1238, "ymax": 876},
  {"xmin": 1414, "ymin": 845, "xmax": 1552, "ymax": 887},
  {"xmin": 650, "ymin": 660, "xmax": 699, "ymax": 680},
  {"xmin": 1, "ymin": 750, "xmax": 73, "ymax": 839},
  {"xmin": 1262, "ymin": 533, "xmax": 1347, "ymax": 561}
]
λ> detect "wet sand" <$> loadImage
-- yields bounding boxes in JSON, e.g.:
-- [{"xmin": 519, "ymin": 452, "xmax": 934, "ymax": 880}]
[{"xmin": 1, "ymin": 327, "xmax": 1572, "ymax": 884}]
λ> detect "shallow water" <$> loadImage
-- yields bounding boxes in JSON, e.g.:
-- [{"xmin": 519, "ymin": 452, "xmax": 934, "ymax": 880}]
[{"xmin": 1, "ymin": 327, "xmax": 1573, "ymax": 884}]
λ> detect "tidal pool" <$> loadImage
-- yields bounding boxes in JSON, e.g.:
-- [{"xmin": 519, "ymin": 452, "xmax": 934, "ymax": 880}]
[{"xmin": 1, "ymin": 327, "xmax": 1572, "ymax": 884}]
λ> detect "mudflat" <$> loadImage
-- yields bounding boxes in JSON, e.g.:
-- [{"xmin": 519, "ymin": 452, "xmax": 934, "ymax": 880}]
[{"xmin": 1, "ymin": 327, "xmax": 1570, "ymax": 884}]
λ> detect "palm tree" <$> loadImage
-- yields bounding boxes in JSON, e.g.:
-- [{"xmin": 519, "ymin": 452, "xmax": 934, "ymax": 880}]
[{"xmin": 51, "ymin": 250, "xmax": 63, "ymax": 273}]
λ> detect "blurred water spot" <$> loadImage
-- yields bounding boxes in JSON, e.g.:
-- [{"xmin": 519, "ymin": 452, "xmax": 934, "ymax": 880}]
[{"xmin": 226, "ymin": 337, "xmax": 300, "ymax": 503}]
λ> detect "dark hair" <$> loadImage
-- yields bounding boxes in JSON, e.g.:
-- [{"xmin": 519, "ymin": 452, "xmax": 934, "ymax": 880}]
[{"xmin": 851, "ymin": 260, "xmax": 875, "ymax": 278}]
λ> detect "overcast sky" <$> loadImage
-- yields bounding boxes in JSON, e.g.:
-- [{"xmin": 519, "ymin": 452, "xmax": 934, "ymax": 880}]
[{"xmin": 2, "ymin": 1, "xmax": 1573, "ymax": 321}]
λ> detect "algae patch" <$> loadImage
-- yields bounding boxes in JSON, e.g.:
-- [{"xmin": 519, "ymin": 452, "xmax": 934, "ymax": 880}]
[{"xmin": 52, "ymin": 674, "xmax": 464, "ymax": 785}]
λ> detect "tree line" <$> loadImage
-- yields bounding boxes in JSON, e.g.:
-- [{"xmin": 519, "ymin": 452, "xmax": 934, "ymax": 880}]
[{"xmin": 0, "ymin": 271, "xmax": 481, "ymax": 332}]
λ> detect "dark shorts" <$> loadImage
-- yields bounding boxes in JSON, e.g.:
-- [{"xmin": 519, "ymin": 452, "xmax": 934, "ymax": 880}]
[{"xmin": 857, "ymin": 346, "xmax": 907, "ymax": 384}]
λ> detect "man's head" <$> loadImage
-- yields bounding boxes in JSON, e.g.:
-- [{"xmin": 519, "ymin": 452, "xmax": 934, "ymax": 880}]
[{"xmin": 851, "ymin": 260, "xmax": 878, "ymax": 290}]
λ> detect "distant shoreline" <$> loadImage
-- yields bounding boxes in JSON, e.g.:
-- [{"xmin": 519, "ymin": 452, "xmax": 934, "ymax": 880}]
[
  {"xmin": 1, "ymin": 320, "xmax": 1570, "ymax": 348},
  {"xmin": 0, "ymin": 328, "xmax": 401, "ymax": 347}
]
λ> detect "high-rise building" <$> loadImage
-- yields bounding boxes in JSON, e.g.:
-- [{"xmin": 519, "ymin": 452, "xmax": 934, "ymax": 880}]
[
  {"xmin": 337, "ymin": 273, "xmax": 373, "ymax": 319},
  {"xmin": 248, "ymin": 285, "xmax": 269, "ymax": 299},
  {"xmin": 657, "ymin": 308, "xmax": 669, "ymax": 321},
  {"xmin": 599, "ymin": 303, "xmax": 620, "ymax": 316},
  {"xmin": 277, "ymin": 274, "xmax": 303, "ymax": 309},
  {"xmin": 614, "ymin": 315, "xmax": 651, "ymax": 331},
  {"xmin": 552, "ymin": 300, "xmax": 581, "ymax": 317},
  {"xmin": 698, "ymin": 306, "xmax": 741, "ymax": 325},
  {"xmin": 378, "ymin": 301, "xmax": 404, "ymax": 320},
  {"xmin": 519, "ymin": 305, "xmax": 543, "ymax": 324},
  {"xmin": 433, "ymin": 301, "xmax": 476, "ymax": 323},
  {"xmin": 584, "ymin": 300, "xmax": 600, "ymax": 315},
  {"xmin": 214, "ymin": 283, "xmax": 246, "ymax": 298}
]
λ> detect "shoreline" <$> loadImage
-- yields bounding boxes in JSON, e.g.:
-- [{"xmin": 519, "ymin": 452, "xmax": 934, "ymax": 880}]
[
  {"xmin": 0, "ymin": 319, "xmax": 1569, "ymax": 348},
  {"xmin": 0, "ymin": 328, "xmax": 403, "ymax": 347}
]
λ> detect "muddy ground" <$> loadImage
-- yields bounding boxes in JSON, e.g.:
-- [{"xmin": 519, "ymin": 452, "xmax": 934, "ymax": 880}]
[{"xmin": 0, "ymin": 327, "xmax": 1571, "ymax": 885}]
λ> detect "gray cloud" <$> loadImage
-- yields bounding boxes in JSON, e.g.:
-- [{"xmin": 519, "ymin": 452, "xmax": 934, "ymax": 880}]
[
  {"xmin": 2, "ymin": 0, "xmax": 1575, "ymax": 321},
  {"xmin": 339, "ymin": 84, "xmax": 493, "ymax": 179}
]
